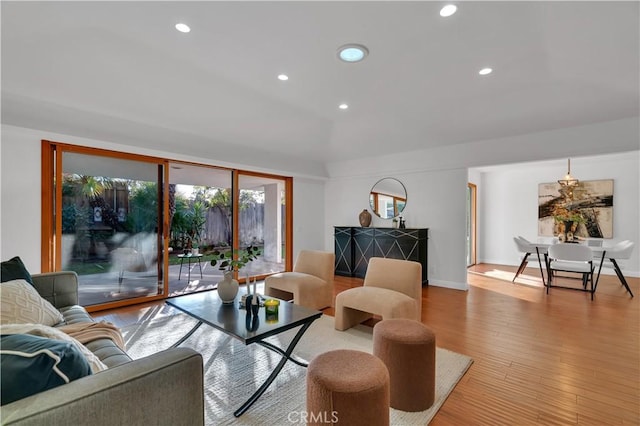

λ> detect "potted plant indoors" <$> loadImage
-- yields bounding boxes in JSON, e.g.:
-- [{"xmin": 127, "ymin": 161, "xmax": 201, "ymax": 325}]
[
  {"xmin": 210, "ymin": 245, "xmax": 261, "ymax": 303},
  {"xmin": 553, "ymin": 206, "xmax": 586, "ymax": 241}
]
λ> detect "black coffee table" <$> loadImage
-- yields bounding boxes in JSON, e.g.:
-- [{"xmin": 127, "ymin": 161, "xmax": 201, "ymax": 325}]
[{"xmin": 166, "ymin": 291, "xmax": 322, "ymax": 417}]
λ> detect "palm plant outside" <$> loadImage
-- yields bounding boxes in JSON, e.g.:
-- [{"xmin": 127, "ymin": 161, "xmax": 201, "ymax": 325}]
[{"xmin": 62, "ymin": 176, "xmax": 267, "ymax": 273}]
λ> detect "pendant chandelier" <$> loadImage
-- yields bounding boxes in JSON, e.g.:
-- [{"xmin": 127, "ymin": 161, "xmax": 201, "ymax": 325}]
[
  {"xmin": 558, "ymin": 158, "xmax": 579, "ymax": 188},
  {"xmin": 558, "ymin": 158, "xmax": 579, "ymax": 201}
]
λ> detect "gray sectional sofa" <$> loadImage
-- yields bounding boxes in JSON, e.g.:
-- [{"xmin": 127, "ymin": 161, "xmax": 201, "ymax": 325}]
[{"xmin": 1, "ymin": 271, "xmax": 204, "ymax": 425}]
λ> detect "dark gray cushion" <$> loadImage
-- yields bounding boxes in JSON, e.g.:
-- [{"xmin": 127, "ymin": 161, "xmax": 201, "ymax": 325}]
[
  {"xmin": 1, "ymin": 257, "xmax": 33, "ymax": 285},
  {"xmin": 0, "ymin": 334, "xmax": 92, "ymax": 405}
]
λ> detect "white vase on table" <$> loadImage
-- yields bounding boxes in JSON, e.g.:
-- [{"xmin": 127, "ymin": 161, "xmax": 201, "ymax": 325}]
[{"xmin": 217, "ymin": 271, "xmax": 239, "ymax": 304}]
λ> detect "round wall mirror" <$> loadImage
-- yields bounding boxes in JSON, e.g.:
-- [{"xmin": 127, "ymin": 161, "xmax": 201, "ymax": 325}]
[{"xmin": 369, "ymin": 178, "xmax": 407, "ymax": 219}]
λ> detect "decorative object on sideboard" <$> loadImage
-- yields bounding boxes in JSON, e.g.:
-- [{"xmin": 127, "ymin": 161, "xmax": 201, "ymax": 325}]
[{"xmin": 359, "ymin": 209, "xmax": 372, "ymax": 227}]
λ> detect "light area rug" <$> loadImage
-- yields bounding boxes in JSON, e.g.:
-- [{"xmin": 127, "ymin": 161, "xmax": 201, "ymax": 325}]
[{"xmin": 122, "ymin": 313, "xmax": 473, "ymax": 425}]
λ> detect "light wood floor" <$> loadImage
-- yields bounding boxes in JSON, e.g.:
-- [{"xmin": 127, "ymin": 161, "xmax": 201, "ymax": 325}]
[{"xmin": 93, "ymin": 264, "xmax": 640, "ymax": 425}]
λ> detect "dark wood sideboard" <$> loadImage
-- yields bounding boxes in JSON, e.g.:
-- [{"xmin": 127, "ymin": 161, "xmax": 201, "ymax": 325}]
[{"xmin": 334, "ymin": 226, "xmax": 429, "ymax": 285}]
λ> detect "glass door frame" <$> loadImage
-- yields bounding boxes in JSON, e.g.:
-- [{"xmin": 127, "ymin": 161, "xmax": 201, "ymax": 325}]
[
  {"xmin": 467, "ymin": 182, "xmax": 477, "ymax": 267},
  {"xmin": 42, "ymin": 140, "xmax": 170, "ymax": 312},
  {"xmin": 42, "ymin": 141, "xmax": 294, "ymax": 311},
  {"xmin": 234, "ymin": 170, "xmax": 293, "ymax": 281}
]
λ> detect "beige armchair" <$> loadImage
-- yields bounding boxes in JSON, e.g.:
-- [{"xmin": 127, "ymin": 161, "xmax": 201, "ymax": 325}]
[
  {"xmin": 334, "ymin": 257, "xmax": 422, "ymax": 331},
  {"xmin": 264, "ymin": 250, "xmax": 335, "ymax": 310}
]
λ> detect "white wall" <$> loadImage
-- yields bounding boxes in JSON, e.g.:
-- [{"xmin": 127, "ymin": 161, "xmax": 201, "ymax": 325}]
[
  {"xmin": 0, "ymin": 129, "xmax": 43, "ymax": 271},
  {"xmin": 3, "ymin": 117, "xmax": 638, "ymax": 285},
  {"xmin": 0, "ymin": 125, "xmax": 326, "ymax": 272},
  {"xmin": 325, "ymin": 118, "xmax": 639, "ymax": 290},
  {"xmin": 475, "ymin": 152, "xmax": 640, "ymax": 277},
  {"xmin": 324, "ymin": 168, "xmax": 469, "ymax": 290},
  {"xmin": 293, "ymin": 177, "xmax": 327, "ymax": 259}
]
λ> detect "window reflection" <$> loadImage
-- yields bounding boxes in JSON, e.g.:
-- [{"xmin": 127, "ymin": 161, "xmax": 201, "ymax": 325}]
[{"xmin": 369, "ymin": 178, "xmax": 407, "ymax": 219}]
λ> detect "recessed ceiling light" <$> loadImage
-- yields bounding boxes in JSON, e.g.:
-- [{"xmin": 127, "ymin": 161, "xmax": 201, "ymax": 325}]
[
  {"xmin": 440, "ymin": 4, "xmax": 458, "ymax": 17},
  {"xmin": 175, "ymin": 23, "xmax": 191, "ymax": 33},
  {"xmin": 337, "ymin": 44, "xmax": 369, "ymax": 63},
  {"xmin": 479, "ymin": 67, "xmax": 493, "ymax": 75},
  {"xmin": 277, "ymin": 74, "xmax": 289, "ymax": 81},
  {"xmin": 339, "ymin": 103, "xmax": 349, "ymax": 110}
]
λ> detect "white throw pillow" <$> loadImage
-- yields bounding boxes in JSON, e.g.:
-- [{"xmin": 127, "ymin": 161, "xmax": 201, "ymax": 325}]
[
  {"xmin": 0, "ymin": 279, "xmax": 65, "ymax": 326},
  {"xmin": 0, "ymin": 323, "xmax": 108, "ymax": 373}
]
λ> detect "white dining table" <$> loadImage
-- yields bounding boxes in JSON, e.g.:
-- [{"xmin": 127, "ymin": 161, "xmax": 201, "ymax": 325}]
[{"xmin": 531, "ymin": 239, "xmax": 610, "ymax": 290}]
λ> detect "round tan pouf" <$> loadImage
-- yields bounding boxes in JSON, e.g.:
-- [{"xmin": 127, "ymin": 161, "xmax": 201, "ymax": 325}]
[
  {"xmin": 307, "ymin": 349, "xmax": 390, "ymax": 426},
  {"xmin": 373, "ymin": 319, "xmax": 436, "ymax": 411}
]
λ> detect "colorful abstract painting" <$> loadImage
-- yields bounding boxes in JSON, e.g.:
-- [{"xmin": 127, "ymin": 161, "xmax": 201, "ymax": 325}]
[{"xmin": 538, "ymin": 179, "xmax": 613, "ymax": 238}]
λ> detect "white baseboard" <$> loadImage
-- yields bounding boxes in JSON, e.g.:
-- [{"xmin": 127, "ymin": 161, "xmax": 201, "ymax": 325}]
[
  {"xmin": 428, "ymin": 279, "xmax": 468, "ymax": 291},
  {"xmin": 477, "ymin": 259, "xmax": 639, "ymax": 278}
]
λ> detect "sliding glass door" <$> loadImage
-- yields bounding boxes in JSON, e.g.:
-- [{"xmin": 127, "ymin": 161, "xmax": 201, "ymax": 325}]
[
  {"xmin": 167, "ymin": 167, "xmax": 291, "ymax": 290},
  {"xmin": 55, "ymin": 149, "xmax": 165, "ymax": 307},
  {"xmin": 43, "ymin": 142, "xmax": 293, "ymax": 310},
  {"xmin": 237, "ymin": 173, "xmax": 291, "ymax": 280},
  {"xmin": 167, "ymin": 163, "xmax": 232, "ymax": 295}
]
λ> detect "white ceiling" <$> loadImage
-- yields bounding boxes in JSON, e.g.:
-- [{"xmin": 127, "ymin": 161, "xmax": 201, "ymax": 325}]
[{"xmin": 2, "ymin": 1, "xmax": 638, "ymax": 171}]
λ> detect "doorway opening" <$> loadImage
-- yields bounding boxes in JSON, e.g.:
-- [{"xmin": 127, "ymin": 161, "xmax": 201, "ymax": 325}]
[{"xmin": 467, "ymin": 183, "xmax": 477, "ymax": 267}]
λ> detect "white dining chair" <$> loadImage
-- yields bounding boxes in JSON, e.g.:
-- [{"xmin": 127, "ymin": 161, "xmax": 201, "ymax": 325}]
[
  {"xmin": 587, "ymin": 239, "xmax": 603, "ymax": 247},
  {"xmin": 546, "ymin": 243, "xmax": 596, "ymax": 300},
  {"xmin": 512, "ymin": 237, "xmax": 533, "ymax": 282},
  {"xmin": 593, "ymin": 240, "xmax": 634, "ymax": 298},
  {"xmin": 513, "ymin": 236, "xmax": 548, "ymax": 283}
]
